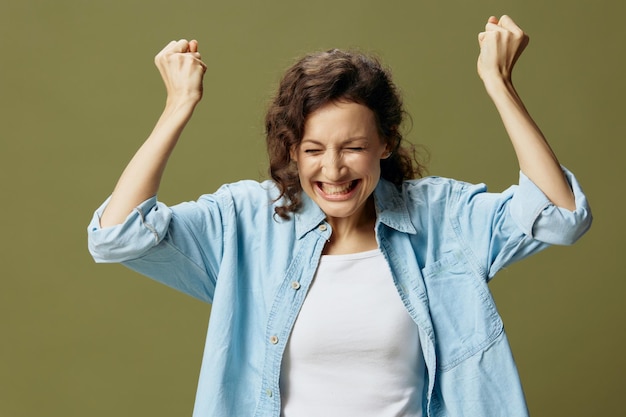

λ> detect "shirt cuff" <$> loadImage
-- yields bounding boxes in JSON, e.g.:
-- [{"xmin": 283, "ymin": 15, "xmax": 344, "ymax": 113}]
[
  {"xmin": 509, "ymin": 167, "xmax": 592, "ymax": 245},
  {"xmin": 87, "ymin": 195, "xmax": 173, "ymax": 263}
]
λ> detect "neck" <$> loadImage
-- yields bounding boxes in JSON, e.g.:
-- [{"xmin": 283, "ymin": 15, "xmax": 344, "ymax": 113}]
[{"xmin": 323, "ymin": 198, "xmax": 378, "ymax": 255}]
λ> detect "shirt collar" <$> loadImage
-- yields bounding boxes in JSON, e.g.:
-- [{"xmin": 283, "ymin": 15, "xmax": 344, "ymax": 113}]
[
  {"xmin": 294, "ymin": 192, "xmax": 327, "ymax": 239},
  {"xmin": 373, "ymin": 179, "xmax": 417, "ymax": 234},
  {"xmin": 294, "ymin": 178, "xmax": 416, "ymax": 239}
]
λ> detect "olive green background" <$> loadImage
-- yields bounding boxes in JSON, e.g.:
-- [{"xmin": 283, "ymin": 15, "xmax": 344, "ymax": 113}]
[{"xmin": 1, "ymin": 0, "xmax": 623, "ymax": 415}]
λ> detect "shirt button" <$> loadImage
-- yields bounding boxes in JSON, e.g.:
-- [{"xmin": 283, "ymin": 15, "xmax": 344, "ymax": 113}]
[
  {"xmin": 270, "ymin": 335, "xmax": 279, "ymax": 344},
  {"xmin": 266, "ymin": 389, "xmax": 273, "ymax": 397},
  {"xmin": 318, "ymin": 224, "xmax": 327, "ymax": 231},
  {"xmin": 291, "ymin": 281, "xmax": 301, "ymax": 290}
]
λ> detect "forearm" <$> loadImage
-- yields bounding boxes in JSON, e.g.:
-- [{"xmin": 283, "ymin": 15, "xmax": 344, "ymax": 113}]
[
  {"xmin": 477, "ymin": 16, "xmax": 575, "ymax": 210},
  {"xmin": 98, "ymin": 39, "xmax": 206, "ymax": 228},
  {"xmin": 99, "ymin": 99, "xmax": 196, "ymax": 227},
  {"xmin": 485, "ymin": 78, "xmax": 576, "ymax": 210}
]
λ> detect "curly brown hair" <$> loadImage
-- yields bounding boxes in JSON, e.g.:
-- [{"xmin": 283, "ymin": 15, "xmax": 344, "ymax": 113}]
[{"xmin": 265, "ymin": 49, "xmax": 426, "ymax": 219}]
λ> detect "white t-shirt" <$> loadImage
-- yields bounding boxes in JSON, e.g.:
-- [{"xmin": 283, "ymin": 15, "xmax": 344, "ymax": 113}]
[{"xmin": 280, "ymin": 249, "xmax": 425, "ymax": 417}]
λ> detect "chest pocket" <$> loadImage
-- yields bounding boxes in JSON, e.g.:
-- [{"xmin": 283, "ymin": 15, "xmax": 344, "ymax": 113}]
[{"xmin": 421, "ymin": 251, "xmax": 503, "ymax": 371}]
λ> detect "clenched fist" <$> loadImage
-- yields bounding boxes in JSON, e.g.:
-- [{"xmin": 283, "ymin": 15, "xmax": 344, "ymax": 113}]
[
  {"xmin": 477, "ymin": 15, "xmax": 529, "ymax": 85},
  {"xmin": 154, "ymin": 39, "xmax": 207, "ymax": 106}
]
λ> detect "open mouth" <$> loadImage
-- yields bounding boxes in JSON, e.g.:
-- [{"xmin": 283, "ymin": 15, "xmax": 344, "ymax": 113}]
[{"xmin": 316, "ymin": 180, "xmax": 359, "ymax": 196}]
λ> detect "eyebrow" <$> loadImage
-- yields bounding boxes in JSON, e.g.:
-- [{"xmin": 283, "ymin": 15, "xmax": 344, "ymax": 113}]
[{"xmin": 300, "ymin": 137, "xmax": 370, "ymax": 146}]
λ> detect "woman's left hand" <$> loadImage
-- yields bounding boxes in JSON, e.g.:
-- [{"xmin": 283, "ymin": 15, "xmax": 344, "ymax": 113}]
[{"xmin": 477, "ymin": 15, "xmax": 529, "ymax": 85}]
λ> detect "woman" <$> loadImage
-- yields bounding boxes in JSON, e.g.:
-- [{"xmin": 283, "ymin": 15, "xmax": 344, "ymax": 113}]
[{"xmin": 88, "ymin": 15, "xmax": 591, "ymax": 417}]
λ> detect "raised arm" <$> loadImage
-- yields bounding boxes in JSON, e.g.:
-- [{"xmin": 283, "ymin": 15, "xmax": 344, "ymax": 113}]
[
  {"xmin": 477, "ymin": 15, "xmax": 576, "ymax": 210},
  {"xmin": 99, "ymin": 39, "xmax": 207, "ymax": 227}
]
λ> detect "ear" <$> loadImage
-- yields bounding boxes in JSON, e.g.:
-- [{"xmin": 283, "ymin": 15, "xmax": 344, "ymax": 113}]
[
  {"xmin": 380, "ymin": 134, "xmax": 398, "ymax": 159},
  {"xmin": 289, "ymin": 145, "xmax": 298, "ymax": 163},
  {"xmin": 380, "ymin": 143, "xmax": 393, "ymax": 160}
]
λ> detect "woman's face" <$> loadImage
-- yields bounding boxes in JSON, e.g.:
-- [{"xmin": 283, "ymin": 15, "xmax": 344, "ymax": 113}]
[{"xmin": 291, "ymin": 101, "xmax": 389, "ymax": 227}]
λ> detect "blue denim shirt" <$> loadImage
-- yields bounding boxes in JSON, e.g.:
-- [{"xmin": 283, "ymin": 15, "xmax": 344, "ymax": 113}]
[{"xmin": 88, "ymin": 168, "xmax": 591, "ymax": 417}]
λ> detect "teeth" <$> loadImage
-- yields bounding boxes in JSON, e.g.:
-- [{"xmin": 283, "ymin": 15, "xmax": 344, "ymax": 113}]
[{"xmin": 320, "ymin": 181, "xmax": 354, "ymax": 195}]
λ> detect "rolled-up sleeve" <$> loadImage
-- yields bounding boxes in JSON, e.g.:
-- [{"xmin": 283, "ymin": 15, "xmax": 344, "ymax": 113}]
[
  {"xmin": 454, "ymin": 166, "xmax": 592, "ymax": 280},
  {"xmin": 87, "ymin": 196, "xmax": 172, "ymax": 263},
  {"xmin": 509, "ymin": 167, "xmax": 592, "ymax": 245},
  {"xmin": 87, "ymin": 193, "xmax": 226, "ymax": 303}
]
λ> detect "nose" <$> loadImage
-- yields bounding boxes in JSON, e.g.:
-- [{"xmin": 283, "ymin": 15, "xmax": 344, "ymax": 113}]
[{"xmin": 321, "ymin": 149, "xmax": 345, "ymax": 180}]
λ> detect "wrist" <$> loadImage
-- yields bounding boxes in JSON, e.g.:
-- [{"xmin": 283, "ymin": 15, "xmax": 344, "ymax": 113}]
[
  {"xmin": 165, "ymin": 93, "xmax": 201, "ymax": 110},
  {"xmin": 162, "ymin": 95, "xmax": 199, "ymax": 121},
  {"xmin": 481, "ymin": 75, "xmax": 516, "ymax": 100},
  {"xmin": 152, "ymin": 98, "xmax": 199, "ymax": 135}
]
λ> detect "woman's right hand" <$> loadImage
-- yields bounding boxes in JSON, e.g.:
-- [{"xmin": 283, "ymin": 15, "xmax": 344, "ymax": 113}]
[{"xmin": 154, "ymin": 39, "xmax": 207, "ymax": 106}]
